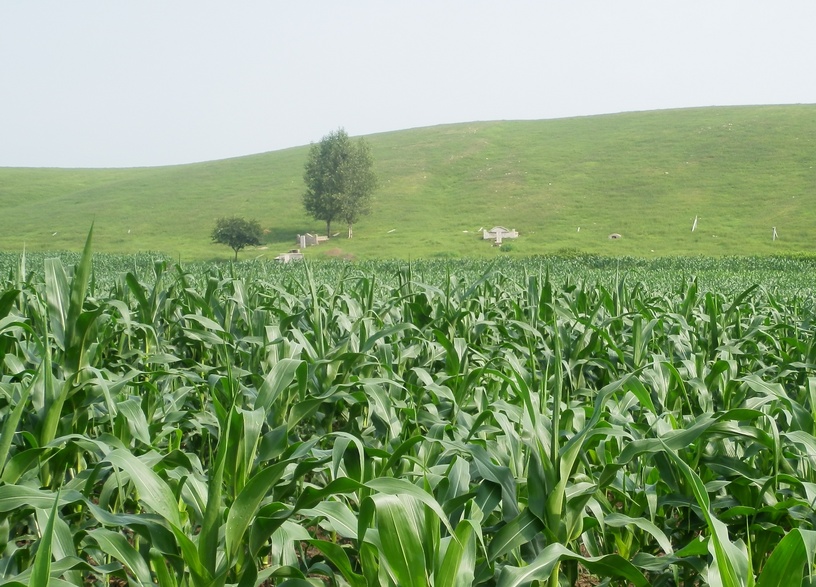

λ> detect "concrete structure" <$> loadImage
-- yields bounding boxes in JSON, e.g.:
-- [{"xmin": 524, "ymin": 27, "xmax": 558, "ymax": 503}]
[
  {"xmin": 483, "ymin": 226, "xmax": 519, "ymax": 244},
  {"xmin": 297, "ymin": 233, "xmax": 329, "ymax": 248},
  {"xmin": 275, "ymin": 249, "xmax": 305, "ymax": 263}
]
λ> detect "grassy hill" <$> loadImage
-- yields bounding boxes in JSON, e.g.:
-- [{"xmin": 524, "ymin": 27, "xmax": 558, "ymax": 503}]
[{"xmin": 1, "ymin": 105, "xmax": 814, "ymax": 260}]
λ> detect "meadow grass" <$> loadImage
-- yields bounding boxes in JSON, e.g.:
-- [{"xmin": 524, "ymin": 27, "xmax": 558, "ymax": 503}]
[{"xmin": 1, "ymin": 105, "xmax": 814, "ymax": 260}]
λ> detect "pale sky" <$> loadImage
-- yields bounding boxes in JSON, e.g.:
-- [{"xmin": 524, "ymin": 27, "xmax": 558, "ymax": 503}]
[{"xmin": 2, "ymin": 1, "xmax": 815, "ymax": 168}]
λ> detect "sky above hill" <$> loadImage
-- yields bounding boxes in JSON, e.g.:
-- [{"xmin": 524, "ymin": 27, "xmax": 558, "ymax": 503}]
[{"xmin": 2, "ymin": 0, "xmax": 815, "ymax": 168}]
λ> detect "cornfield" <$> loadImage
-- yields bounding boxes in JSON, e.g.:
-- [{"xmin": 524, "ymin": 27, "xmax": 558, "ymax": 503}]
[{"xmin": 1, "ymin": 234, "xmax": 815, "ymax": 586}]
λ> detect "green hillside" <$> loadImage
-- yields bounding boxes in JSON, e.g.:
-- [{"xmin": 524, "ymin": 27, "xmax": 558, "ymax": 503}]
[{"xmin": 1, "ymin": 105, "xmax": 814, "ymax": 260}]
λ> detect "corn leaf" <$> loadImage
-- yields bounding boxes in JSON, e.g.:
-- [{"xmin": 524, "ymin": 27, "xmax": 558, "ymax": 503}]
[
  {"xmin": 88, "ymin": 527, "xmax": 153, "ymax": 586},
  {"xmin": 497, "ymin": 542, "xmax": 649, "ymax": 587},
  {"xmin": 29, "ymin": 492, "xmax": 60, "ymax": 587},
  {"xmin": 106, "ymin": 448, "xmax": 182, "ymax": 527},
  {"xmin": 756, "ymin": 529, "xmax": 816, "ymax": 587}
]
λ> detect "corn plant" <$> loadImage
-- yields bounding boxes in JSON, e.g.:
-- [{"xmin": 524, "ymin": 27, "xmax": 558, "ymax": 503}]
[{"xmin": 1, "ymin": 234, "xmax": 815, "ymax": 586}]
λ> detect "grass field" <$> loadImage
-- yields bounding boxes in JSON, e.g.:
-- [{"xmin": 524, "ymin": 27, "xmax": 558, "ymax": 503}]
[{"xmin": 1, "ymin": 105, "xmax": 815, "ymax": 260}]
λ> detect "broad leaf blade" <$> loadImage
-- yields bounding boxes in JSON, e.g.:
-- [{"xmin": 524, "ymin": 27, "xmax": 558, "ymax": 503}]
[{"xmin": 106, "ymin": 449, "xmax": 181, "ymax": 527}]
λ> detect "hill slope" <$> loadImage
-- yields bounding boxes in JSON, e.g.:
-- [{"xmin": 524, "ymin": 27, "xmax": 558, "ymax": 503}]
[{"xmin": 1, "ymin": 105, "xmax": 814, "ymax": 260}]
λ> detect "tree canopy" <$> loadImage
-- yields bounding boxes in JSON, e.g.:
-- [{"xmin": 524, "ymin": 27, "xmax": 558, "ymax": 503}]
[
  {"xmin": 303, "ymin": 128, "xmax": 377, "ymax": 238},
  {"xmin": 211, "ymin": 216, "xmax": 263, "ymax": 261}
]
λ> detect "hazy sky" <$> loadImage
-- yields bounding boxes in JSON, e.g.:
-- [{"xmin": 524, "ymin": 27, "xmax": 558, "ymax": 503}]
[{"xmin": 2, "ymin": 1, "xmax": 815, "ymax": 168}]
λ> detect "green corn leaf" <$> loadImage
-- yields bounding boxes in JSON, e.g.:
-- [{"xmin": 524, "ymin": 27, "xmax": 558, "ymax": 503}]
[
  {"xmin": 0, "ymin": 385, "xmax": 31, "ymax": 479},
  {"xmin": 756, "ymin": 529, "xmax": 816, "ymax": 587},
  {"xmin": 29, "ymin": 491, "xmax": 60, "ymax": 587},
  {"xmin": 366, "ymin": 476, "xmax": 456, "ymax": 538},
  {"xmin": 370, "ymin": 493, "xmax": 429, "ymax": 587},
  {"xmin": 467, "ymin": 443, "xmax": 518, "ymax": 521},
  {"xmin": 199, "ymin": 402, "xmax": 237, "ymax": 577},
  {"xmin": 0, "ymin": 485, "xmax": 83, "ymax": 512},
  {"xmin": 44, "ymin": 257, "xmax": 70, "ymax": 349},
  {"xmin": 125, "ymin": 273, "xmax": 152, "ymax": 321},
  {"xmin": 181, "ymin": 313, "xmax": 225, "ymax": 333},
  {"xmin": 604, "ymin": 513, "xmax": 675, "ymax": 555},
  {"xmin": 330, "ymin": 431, "xmax": 367, "ymax": 483},
  {"xmin": 88, "ymin": 527, "xmax": 153, "ymax": 586},
  {"xmin": 0, "ymin": 557, "xmax": 122, "ymax": 587},
  {"xmin": 235, "ymin": 562, "xmax": 257, "ymax": 587},
  {"xmin": 624, "ymin": 376, "xmax": 657, "ymax": 414},
  {"xmin": 547, "ymin": 375, "xmax": 630, "ymax": 538},
  {"xmin": 436, "ymin": 520, "xmax": 477, "ymax": 587},
  {"xmin": 117, "ymin": 398, "xmax": 152, "ymax": 445},
  {"xmin": 292, "ymin": 477, "xmax": 361, "ymax": 513},
  {"xmin": 239, "ymin": 407, "xmax": 265, "ymax": 485},
  {"xmin": 269, "ymin": 520, "xmax": 311, "ymax": 567},
  {"xmin": 305, "ymin": 540, "xmax": 366, "ymax": 587},
  {"xmin": 225, "ymin": 458, "xmax": 295, "ymax": 559},
  {"xmin": 0, "ymin": 289, "xmax": 20, "ymax": 321},
  {"xmin": 364, "ymin": 382, "xmax": 401, "ymax": 439},
  {"xmin": 360, "ymin": 322, "xmax": 419, "ymax": 353},
  {"xmin": 85, "ymin": 501, "xmax": 178, "ymax": 554},
  {"xmin": 168, "ymin": 523, "xmax": 212, "ymax": 586},
  {"xmin": 276, "ymin": 580, "xmax": 324, "ymax": 587},
  {"xmin": 106, "ymin": 448, "xmax": 181, "ymax": 527},
  {"xmin": 63, "ymin": 305, "xmax": 102, "ymax": 375},
  {"xmin": 487, "ymin": 509, "xmax": 544, "ymax": 563},
  {"xmin": 3, "ymin": 556, "xmax": 121, "ymax": 586},
  {"xmin": 35, "ymin": 506, "xmax": 81, "ymax": 587},
  {"xmin": 63, "ymin": 225, "xmax": 95, "ymax": 374},
  {"xmin": 255, "ymin": 358, "xmax": 305, "ymax": 411},
  {"xmin": 286, "ymin": 398, "xmax": 323, "ymax": 430},
  {"xmin": 149, "ymin": 547, "xmax": 178, "ymax": 587},
  {"xmin": 300, "ymin": 500, "xmax": 359, "ymax": 539},
  {"xmin": 358, "ymin": 539, "xmax": 386, "ymax": 586},
  {"xmin": 662, "ymin": 441, "xmax": 752, "ymax": 587},
  {"xmin": 497, "ymin": 542, "xmax": 649, "ymax": 587}
]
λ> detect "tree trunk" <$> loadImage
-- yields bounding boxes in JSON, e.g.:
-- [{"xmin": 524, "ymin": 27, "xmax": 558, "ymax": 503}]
[
  {"xmin": 233, "ymin": 248, "xmax": 238, "ymax": 262},
  {"xmin": 347, "ymin": 224, "xmax": 353, "ymax": 239},
  {"xmin": 326, "ymin": 220, "xmax": 332, "ymax": 238}
]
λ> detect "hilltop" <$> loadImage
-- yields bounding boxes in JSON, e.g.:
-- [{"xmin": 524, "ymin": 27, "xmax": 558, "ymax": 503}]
[{"xmin": 1, "ymin": 105, "xmax": 814, "ymax": 260}]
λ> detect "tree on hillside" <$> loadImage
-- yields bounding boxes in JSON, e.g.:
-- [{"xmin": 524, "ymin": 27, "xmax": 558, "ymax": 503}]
[
  {"xmin": 211, "ymin": 216, "xmax": 263, "ymax": 261},
  {"xmin": 303, "ymin": 128, "xmax": 377, "ymax": 238}
]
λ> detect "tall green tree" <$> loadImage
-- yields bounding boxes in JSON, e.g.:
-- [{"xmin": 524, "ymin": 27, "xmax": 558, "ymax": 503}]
[{"xmin": 303, "ymin": 128, "xmax": 377, "ymax": 238}]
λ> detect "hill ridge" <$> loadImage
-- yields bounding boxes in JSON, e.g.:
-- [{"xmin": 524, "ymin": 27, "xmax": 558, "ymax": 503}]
[{"xmin": 1, "ymin": 104, "xmax": 814, "ymax": 259}]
